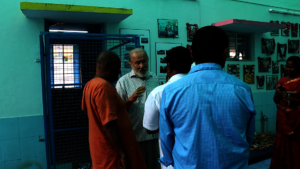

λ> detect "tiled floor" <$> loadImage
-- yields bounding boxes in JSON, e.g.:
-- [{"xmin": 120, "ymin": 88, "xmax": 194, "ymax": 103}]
[{"xmin": 248, "ymin": 158, "xmax": 271, "ymax": 169}]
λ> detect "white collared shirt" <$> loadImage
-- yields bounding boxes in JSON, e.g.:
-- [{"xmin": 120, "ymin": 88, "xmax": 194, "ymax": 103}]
[{"xmin": 143, "ymin": 73, "xmax": 186, "ymax": 169}]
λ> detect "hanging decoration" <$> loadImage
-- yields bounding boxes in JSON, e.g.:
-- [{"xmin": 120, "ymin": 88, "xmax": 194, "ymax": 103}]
[
  {"xmin": 270, "ymin": 20, "xmax": 280, "ymax": 36},
  {"xmin": 288, "ymin": 39, "xmax": 300, "ymax": 53},
  {"xmin": 272, "ymin": 61, "xmax": 279, "ymax": 74},
  {"xmin": 258, "ymin": 57, "xmax": 271, "ymax": 72},
  {"xmin": 291, "ymin": 23, "xmax": 299, "ymax": 37},
  {"xmin": 261, "ymin": 38, "xmax": 275, "ymax": 55},
  {"xmin": 186, "ymin": 23, "xmax": 198, "ymax": 42},
  {"xmin": 227, "ymin": 64, "xmax": 240, "ymax": 79},
  {"xmin": 256, "ymin": 76, "xmax": 265, "ymax": 89},
  {"xmin": 281, "ymin": 21, "xmax": 291, "ymax": 37},
  {"xmin": 266, "ymin": 75, "xmax": 278, "ymax": 90},
  {"xmin": 243, "ymin": 65, "xmax": 255, "ymax": 84},
  {"xmin": 277, "ymin": 43, "xmax": 287, "ymax": 61},
  {"xmin": 157, "ymin": 19, "xmax": 178, "ymax": 38}
]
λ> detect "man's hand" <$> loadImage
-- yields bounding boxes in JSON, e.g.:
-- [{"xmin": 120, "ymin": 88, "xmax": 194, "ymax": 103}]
[
  {"xmin": 120, "ymin": 154, "xmax": 131, "ymax": 169},
  {"xmin": 128, "ymin": 86, "xmax": 146, "ymax": 102}
]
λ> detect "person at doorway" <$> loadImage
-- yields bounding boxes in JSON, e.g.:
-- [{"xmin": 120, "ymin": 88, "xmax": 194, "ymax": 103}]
[
  {"xmin": 270, "ymin": 56, "xmax": 300, "ymax": 169},
  {"xmin": 159, "ymin": 26, "xmax": 256, "ymax": 169},
  {"xmin": 143, "ymin": 46, "xmax": 193, "ymax": 169},
  {"xmin": 116, "ymin": 48, "xmax": 160, "ymax": 169},
  {"xmin": 81, "ymin": 51, "xmax": 147, "ymax": 169}
]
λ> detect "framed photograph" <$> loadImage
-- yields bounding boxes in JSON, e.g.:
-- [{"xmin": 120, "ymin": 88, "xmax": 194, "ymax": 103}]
[
  {"xmin": 281, "ymin": 21, "xmax": 290, "ymax": 37},
  {"xmin": 288, "ymin": 39, "xmax": 300, "ymax": 54},
  {"xmin": 291, "ymin": 23, "xmax": 299, "ymax": 37},
  {"xmin": 227, "ymin": 64, "xmax": 240, "ymax": 79},
  {"xmin": 272, "ymin": 61, "xmax": 279, "ymax": 74},
  {"xmin": 262, "ymin": 38, "xmax": 275, "ymax": 55},
  {"xmin": 280, "ymin": 64, "xmax": 286, "ymax": 78},
  {"xmin": 186, "ymin": 23, "xmax": 198, "ymax": 42},
  {"xmin": 277, "ymin": 43, "xmax": 287, "ymax": 62},
  {"xmin": 157, "ymin": 50, "xmax": 165, "ymax": 55},
  {"xmin": 266, "ymin": 75, "xmax": 278, "ymax": 90},
  {"xmin": 258, "ymin": 57, "xmax": 271, "ymax": 72},
  {"xmin": 158, "ymin": 19, "xmax": 178, "ymax": 38},
  {"xmin": 270, "ymin": 20, "xmax": 280, "ymax": 36},
  {"xmin": 256, "ymin": 76, "xmax": 265, "ymax": 89},
  {"xmin": 243, "ymin": 65, "xmax": 255, "ymax": 84}
]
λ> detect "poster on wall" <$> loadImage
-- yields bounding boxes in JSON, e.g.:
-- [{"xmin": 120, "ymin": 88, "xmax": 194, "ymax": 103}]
[
  {"xmin": 155, "ymin": 42, "xmax": 182, "ymax": 82},
  {"xmin": 288, "ymin": 39, "xmax": 300, "ymax": 53},
  {"xmin": 277, "ymin": 43, "xmax": 287, "ymax": 62},
  {"xmin": 227, "ymin": 64, "xmax": 240, "ymax": 79},
  {"xmin": 158, "ymin": 19, "xmax": 178, "ymax": 38},
  {"xmin": 243, "ymin": 65, "xmax": 255, "ymax": 84},
  {"xmin": 261, "ymin": 38, "xmax": 275, "ymax": 55},
  {"xmin": 281, "ymin": 21, "xmax": 291, "ymax": 37},
  {"xmin": 266, "ymin": 75, "xmax": 278, "ymax": 90},
  {"xmin": 120, "ymin": 29, "xmax": 151, "ymax": 72},
  {"xmin": 270, "ymin": 20, "xmax": 280, "ymax": 36},
  {"xmin": 272, "ymin": 61, "xmax": 279, "ymax": 74},
  {"xmin": 257, "ymin": 57, "xmax": 271, "ymax": 72},
  {"xmin": 280, "ymin": 64, "xmax": 286, "ymax": 78},
  {"xmin": 256, "ymin": 76, "xmax": 265, "ymax": 89},
  {"xmin": 291, "ymin": 23, "xmax": 299, "ymax": 37}
]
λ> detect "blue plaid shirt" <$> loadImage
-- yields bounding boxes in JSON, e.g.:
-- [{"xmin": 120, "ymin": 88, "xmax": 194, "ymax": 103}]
[{"xmin": 159, "ymin": 63, "xmax": 256, "ymax": 169}]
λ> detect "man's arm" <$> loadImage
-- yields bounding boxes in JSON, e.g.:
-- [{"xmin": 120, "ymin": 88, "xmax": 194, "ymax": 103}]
[
  {"xmin": 105, "ymin": 120, "xmax": 130, "ymax": 169},
  {"xmin": 143, "ymin": 91, "xmax": 160, "ymax": 134},
  {"xmin": 158, "ymin": 90, "xmax": 174, "ymax": 167}
]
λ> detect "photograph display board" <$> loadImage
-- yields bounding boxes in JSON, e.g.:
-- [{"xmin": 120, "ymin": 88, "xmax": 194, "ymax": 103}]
[
  {"xmin": 120, "ymin": 29, "xmax": 151, "ymax": 70},
  {"xmin": 155, "ymin": 42, "xmax": 182, "ymax": 81}
]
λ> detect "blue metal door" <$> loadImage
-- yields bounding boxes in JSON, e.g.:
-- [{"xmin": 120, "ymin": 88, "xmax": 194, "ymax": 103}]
[{"xmin": 40, "ymin": 32, "xmax": 140, "ymax": 169}]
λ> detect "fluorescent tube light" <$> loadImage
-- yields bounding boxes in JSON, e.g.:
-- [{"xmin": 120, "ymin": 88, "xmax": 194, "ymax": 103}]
[
  {"xmin": 269, "ymin": 9, "xmax": 300, "ymax": 16},
  {"xmin": 49, "ymin": 30, "xmax": 88, "ymax": 33}
]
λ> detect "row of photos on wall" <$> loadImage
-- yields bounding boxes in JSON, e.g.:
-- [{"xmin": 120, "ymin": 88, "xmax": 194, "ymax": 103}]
[
  {"xmin": 120, "ymin": 19, "xmax": 197, "ymax": 81},
  {"xmin": 227, "ymin": 21, "xmax": 299, "ymax": 90}
]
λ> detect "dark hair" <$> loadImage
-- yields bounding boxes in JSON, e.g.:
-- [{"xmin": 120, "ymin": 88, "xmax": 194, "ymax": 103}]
[
  {"xmin": 166, "ymin": 46, "xmax": 193, "ymax": 73},
  {"xmin": 192, "ymin": 26, "xmax": 229, "ymax": 66},
  {"xmin": 287, "ymin": 56, "xmax": 300, "ymax": 74}
]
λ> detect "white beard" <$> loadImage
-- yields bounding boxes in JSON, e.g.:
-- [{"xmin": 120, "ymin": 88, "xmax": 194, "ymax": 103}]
[{"xmin": 134, "ymin": 70, "xmax": 149, "ymax": 78}]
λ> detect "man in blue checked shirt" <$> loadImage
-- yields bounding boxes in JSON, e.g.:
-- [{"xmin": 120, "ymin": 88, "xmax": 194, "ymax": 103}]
[{"xmin": 159, "ymin": 26, "xmax": 256, "ymax": 169}]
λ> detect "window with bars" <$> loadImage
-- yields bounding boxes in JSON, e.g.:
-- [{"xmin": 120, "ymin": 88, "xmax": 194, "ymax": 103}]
[
  {"xmin": 51, "ymin": 44, "xmax": 81, "ymax": 88},
  {"xmin": 227, "ymin": 33, "xmax": 251, "ymax": 61}
]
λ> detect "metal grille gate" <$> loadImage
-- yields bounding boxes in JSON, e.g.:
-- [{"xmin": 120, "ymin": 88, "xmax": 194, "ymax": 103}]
[{"xmin": 40, "ymin": 32, "xmax": 140, "ymax": 169}]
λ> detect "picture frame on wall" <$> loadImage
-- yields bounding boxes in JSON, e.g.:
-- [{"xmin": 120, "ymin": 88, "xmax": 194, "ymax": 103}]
[
  {"xmin": 277, "ymin": 43, "xmax": 287, "ymax": 62},
  {"xmin": 158, "ymin": 19, "xmax": 178, "ymax": 38},
  {"xmin": 227, "ymin": 64, "xmax": 240, "ymax": 79},
  {"xmin": 243, "ymin": 65, "xmax": 255, "ymax": 84},
  {"xmin": 272, "ymin": 61, "xmax": 279, "ymax": 74},
  {"xmin": 288, "ymin": 39, "xmax": 300, "ymax": 54},
  {"xmin": 281, "ymin": 21, "xmax": 291, "ymax": 37},
  {"xmin": 270, "ymin": 20, "xmax": 280, "ymax": 36},
  {"xmin": 266, "ymin": 75, "xmax": 278, "ymax": 90},
  {"xmin": 258, "ymin": 57, "xmax": 271, "ymax": 72},
  {"xmin": 186, "ymin": 23, "xmax": 198, "ymax": 42},
  {"xmin": 261, "ymin": 38, "xmax": 275, "ymax": 55},
  {"xmin": 256, "ymin": 76, "xmax": 265, "ymax": 89},
  {"xmin": 291, "ymin": 23, "xmax": 299, "ymax": 37}
]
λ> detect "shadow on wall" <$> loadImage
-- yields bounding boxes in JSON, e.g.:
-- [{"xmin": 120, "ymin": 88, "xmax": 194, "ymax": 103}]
[{"xmin": 18, "ymin": 160, "xmax": 44, "ymax": 169}]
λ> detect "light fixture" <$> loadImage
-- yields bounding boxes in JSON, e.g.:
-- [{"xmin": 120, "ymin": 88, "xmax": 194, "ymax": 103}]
[
  {"xmin": 49, "ymin": 30, "xmax": 88, "ymax": 33},
  {"xmin": 269, "ymin": 9, "xmax": 300, "ymax": 16}
]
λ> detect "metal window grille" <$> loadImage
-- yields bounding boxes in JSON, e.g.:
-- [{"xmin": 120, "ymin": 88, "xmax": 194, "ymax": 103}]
[{"xmin": 40, "ymin": 32, "xmax": 140, "ymax": 169}]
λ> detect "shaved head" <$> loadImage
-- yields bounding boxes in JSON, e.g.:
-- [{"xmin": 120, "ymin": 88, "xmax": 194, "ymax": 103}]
[
  {"xmin": 95, "ymin": 50, "xmax": 121, "ymax": 82},
  {"xmin": 97, "ymin": 50, "xmax": 120, "ymax": 64}
]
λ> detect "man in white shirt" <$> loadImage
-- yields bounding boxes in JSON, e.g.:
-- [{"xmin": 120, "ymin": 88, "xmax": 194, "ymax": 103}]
[{"xmin": 143, "ymin": 46, "xmax": 193, "ymax": 169}]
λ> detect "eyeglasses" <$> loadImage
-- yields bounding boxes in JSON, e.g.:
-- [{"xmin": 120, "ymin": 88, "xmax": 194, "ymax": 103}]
[{"xmin": 131, "ymin": 60, "xmax": 148, "ymax": 67}]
